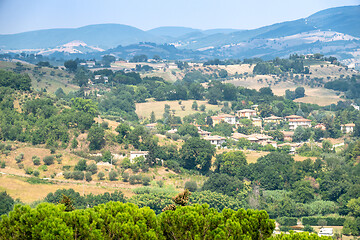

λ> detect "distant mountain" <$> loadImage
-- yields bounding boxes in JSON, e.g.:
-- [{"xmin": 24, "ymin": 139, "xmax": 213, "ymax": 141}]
[
  {"xmin": 147, "ymin": 27, "xmax": 200, "ymax": 38},
  {"xmin": 0, "ymin": 24, "xmax": 162, "ymax": 50},
  {"xmin": 0, "ymin": 5, "xmax": 359, "ymax": 65}
]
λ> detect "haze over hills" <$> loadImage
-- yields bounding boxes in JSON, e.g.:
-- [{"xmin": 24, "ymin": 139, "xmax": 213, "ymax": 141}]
[{"xmin": 0, "ymin": 5, "xmax": 359, "ymax": 66}]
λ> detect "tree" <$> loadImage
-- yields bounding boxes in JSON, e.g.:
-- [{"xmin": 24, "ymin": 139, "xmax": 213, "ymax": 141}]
[
  {"xmin": 74, "ymin": 159, "xmax": 87, "ymax": 171},
  {"xmin": 87, "ymin": 125, "xmax": 105, "ymax": 150},
  {"xmin": 43, "ymin": 156, "xmax": 55, "ymax": 165},
  {"xmin": 291, "ymin": 180, "xmax": 315, "ymax": 203},
  {"xmin": 215, "ymin": 151, "xmax": 248, "ymax": 178},
  {"xmin": 295, "ymin": 87, "xmax": 305, "ymax": 98},
  {"xmin": 191, "ymin": 101, "xmax": 198, "ymax": 110},
  {"xmin": 203, "ymin": 173, "xmax": 244, "ymax": 197},
  {"xmin": 184, "ymin": 181, "xmax": 197, "ymax": 192},
  {"xmin": 0, "ymin": 191, "xmax": 15, "ymax": 215},
  {"xmin": 322, "ymin": 140, "xmax": 332, "ymax": 153},
  {"xmin": 150, "ymin": 111, "xmax": 156, "ymax": 123},
  {"xmin": 64, "ymin": 60, "xmax": 77, "ymax": 72},
  {"xmin": 177, "ymin": 123, "xmax": 199, "ymax": 137},
  {"xmin": 180, "ymin": 137, "xmax": 215, "ymax": 173},
  {"xmin": 85, "ymin": 172, "xmax": 92, "ymax": 182}
]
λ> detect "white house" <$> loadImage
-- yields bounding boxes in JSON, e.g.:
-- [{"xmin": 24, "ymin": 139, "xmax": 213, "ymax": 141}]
[
  {"xmin": 211, "ymin": 114, "xmax": 236, "ymax": 126},
  {"xmin": 204, "ymin": 135, "xmax": 226, "ymax": 147},
  {"xmin": 285, "ymin": 115, "xmax": 311, "ymax": 130},
  {"xmin": 341, "ymin": 123, "xmax": 355, "ymax": 133},
  {"xmin": 318, "ymin": 228, "xmax": 333, "ymax": 237},
  {"xmin": 130, "ymin": 151, "xmax": 148, "ymax": 163}
]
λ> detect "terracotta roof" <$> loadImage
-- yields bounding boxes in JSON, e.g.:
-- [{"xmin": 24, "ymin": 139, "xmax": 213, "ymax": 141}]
[
  {"xmin": 237, "ymin": 109, "xmax": 256, "ymax": 113},
  {"xmin": 231, "ymin": 133, "xmax": 248, "ymax": 139},
  {"xmin": 264, "ymin": 115, "xmax": 283, "ymax": 120},
  {"xmin": 204, "ymin": 135, "xmax": 226, "ymax": 140},
  {"xmin": 285, "ymin": 115, "xmax": 303, "ymax": 119},
  {"xmin": 218, "ymin": 114, "xmax": 235, "ymax": 118},
  {"xmin": 130, "ymin": 151, "xmax": 149, "ymax": 154},
  {"xmin": 289, "ymin": 118, "xmax": 311, "ymax": 122},
  {"xmin": 342, "ymin": 123, "xmax": 355, "ymax": 127}
]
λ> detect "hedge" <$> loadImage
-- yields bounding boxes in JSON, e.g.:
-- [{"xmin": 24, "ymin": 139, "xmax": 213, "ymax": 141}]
[
  {"xmin": 302, "ymin": 217, "xmax": 345, "ymax": 226},
  {"xmin": 277, "ymin": 217, "xmax": 298, "ymax": 226}
]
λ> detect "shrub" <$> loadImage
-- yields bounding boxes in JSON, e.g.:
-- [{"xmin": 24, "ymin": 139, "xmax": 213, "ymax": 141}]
[
  {"xmin": 109, "ymin": 171, "xmax": 118, "ymax": 181},
  {"xmin": 18, "ymin": 163, "xmax": 24, "ymax": 169},
  {"xmin": 71, "ymin": 171, "xmax": 84, "ymax": 180},
  {"xmin": 157, "ymin": 180, "xmax": 164, "ymax": 188},
  {"xmin": 0, "ymin": 161, "xmax": 5, "ymax": 168},
  {"xmin": 302, "ymin": 225, "xmax": 314, "ymax": 232},
  {"xmin": 32, "ymin": 156, "xmax": 41, "ymax": 165},
  {"xmin": 86, "ymin": 163, "xmax": 98, "ymax": 175},
  {"xmin": 43, "ymin": 156, "xmax": 55, "ymax": 165},
  {"xmin": 85, "ymin": 172, "xmax": 92, "ymax": 182},
  {"xmin": 185, "ymin": 181, "xmax": 198, "ymax": 192},
  {"xmin": 277, "ymin": 217, "xmax": 297, "ymax": 226},
  {"xmin": 122, "ymin": 172, "xmax": 129, "ymax": 182},
  {"xmin": 142, "ymin": 176, "xmax": 151, "ymax": 186},
  {"xmin": 302, "ymin": 217, "xmax": 345, "ymax": 226},
  {"xmin": 63, "ymin": 171, "xmax": 72, "ymax": 179},
  {"xmin": 129, "ymin": 175, "xmax": 137, "ymax": 185},
  {"xmin": 25, "ymin": 167, "xmax": 33, "ymax": 175},
  {"xmin": 15, "ymin": 153, "xmax": 24, "ymax": 163},
  {"xmin": 50, "ymin": 147, "xmax": 56, "ymax": 154},
  {"xmin": 98, "ymin": 172, "xmax": 105, "ymax": 180},
  {"xmin": 5, "ymin": 144, "xmax": 12, "ymax": 151},
  {"xmin": 38, "ymin": 165, "xmax": 48, "ymax": 171},
  {"xmin": 33, "ymin": 170, "xmax": 40, "ymax": 177}
]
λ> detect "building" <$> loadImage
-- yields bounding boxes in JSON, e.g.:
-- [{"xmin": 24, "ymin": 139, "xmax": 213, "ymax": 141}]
[
  {"xmin": 211, "ymin": 114, "xmax": 236, "ymax": 126},
  {"xmin": 237, "ymin": 109, "xmax": 257, "ymax": 119},
  {"xmin": 282, "ymin": 131, "xmax": 294, "ymax": 142},
  {"xmin": 145, "ymin": 123, "xmax": 157, "ymax": 130},
  {"xmin": 285, "ymin": 115, "xmax": 311, "ymax": 130},
  {"xmin": 314, "ymin": 123, "xmax": 326, "ymax": 131},
  {"xmin": 252, "ymin": 118, "xmax": 262, "ymax": 128},
  {"xmin": 341, "ymin": 123, "xmax": 355, "ymax": 133},
  {"xmin": 318, "ymin": 228, "xmax": 333, "ymax": 237},
  {"xmin": 130, "ymin": 151, "xmax": 148, "ymax": 163},
  {"xmin": 231, "ymin": 132, "xmax": 249, "ymax": 141},
  {"xmin": 263, "ymin": 115, "xmax": 283, "ymax": 124},
  {"xmin": 198, "ymin": 129, "xmax": 211, "ymax": 138},
  {"xmin": 86, "ymin": 61, "xmax": 95, "ymax": 68},
  {"xmin": 204, "ymin": 135, "xmax": 226, "ymax": 147}
]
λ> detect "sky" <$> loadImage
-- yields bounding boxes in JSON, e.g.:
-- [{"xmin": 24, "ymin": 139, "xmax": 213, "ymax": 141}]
[{"xmin": 0, "ymin": 0, "xmax": 359, "ymax": 34}]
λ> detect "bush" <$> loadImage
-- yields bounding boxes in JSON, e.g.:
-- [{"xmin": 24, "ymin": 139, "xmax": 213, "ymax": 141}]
[
  {"xmin": 277, "ymin": 217, "xmax": 297, "ymax": 226},
  {"xmin": 0, "ymin": 161, "xmax": 5, "ymax": 168},
  {"xmin": 122, "ymin": 172, "xmax": 129, "ymax": 182},
  {"xmin": 43, "ymin": 156, "xmax": 55, "ymax": 165},
  {"xmin": 18, "ymin": 163, "xmax": 24, "ymax": 169},
  {"xmin": 33, "ymin": 170, "xmax": 40, "ymax": 177},
  {"xmin": 129, "ymin": 175, "xmax": 137, "ymax": 185},
  {"xmin": 63, "ymin": 171, "xmax": 72, "ymax": 179},
  {"xmin": 157, "ymin": 180, "xmax": 164, "ymax": 188},
  {"xmin": 85, "ymin": 172, "xmax": 92, "ymax": 182},
  {"xmin": 109, "ymin": 171, "xmax": 118, "ymax": 181},
  {"xmin": 97, "ymin": 172, "xmax": 105, "ymax": 180},
  {"xmin": 50, "ymin": 147, "xmax": 56, "ymax": 154},
  {"xmin": 86, "ymin": 163, "xmax": 98, "ymax": 175},
  {"xmin": 32, "ymin": 156, "xmax": 41, "ymax": 165},
  {"xmin": 302, "ymin": 225, "xmax": 314, "ymax": 232},
  {"xmin": 15, "ymin": 153, "xmax": 24, "ymax": 163},
  {"xmin": 142, "ymin": 176, "xmax": 151, "ymax": 186},
  {"xmin": 25, "ymin": 167, "xmax": 33, "ymax": 175},
  {"xmin": 72, "ymin": 171, "xmax": 84, "ymax": 180},
  {"xmin": 185, "ymin": 181, "xmax": 198, "ymax": 192},
  {"xmin": 38, "ymin": 165, "xmax": 48, "ymax": 171}
]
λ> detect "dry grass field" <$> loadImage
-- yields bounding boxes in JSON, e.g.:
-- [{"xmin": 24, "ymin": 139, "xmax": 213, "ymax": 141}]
[{"xmin": 136, "ymin": 100, "xmax": 222, "ymax": 120}]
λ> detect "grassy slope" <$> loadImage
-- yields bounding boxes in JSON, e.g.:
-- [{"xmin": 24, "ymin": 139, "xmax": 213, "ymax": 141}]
[{"xmin": 0, "ymin": 61, "xmax": 79, "ymax": 94}]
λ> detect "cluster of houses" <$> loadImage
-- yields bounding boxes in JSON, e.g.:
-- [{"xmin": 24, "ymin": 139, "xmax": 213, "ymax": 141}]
[{"xmin": 144, "ymin": 106, "xmax": 356, "ymax": 153}]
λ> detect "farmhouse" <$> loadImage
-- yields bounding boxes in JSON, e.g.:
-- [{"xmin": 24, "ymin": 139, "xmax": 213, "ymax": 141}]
[
  {"xmin": 198, "ymin": 129, "xmax": 211, "ymax": 138},
  {"xmin": 341, "ymin": 123, "xmax": 355, "ymax": 133},
  {"xmin": 282, "ymin": 131, "xmax": 294, "ymax": 142},
  {"xmin": 145, "ymin": 123, "xmax": 157, "ymax": 130},
  {"xmin": 285, "ymin": 115, "xmax": 311, "ymax": 130},
  {"xmin": 130, "ymin": 151, "xmax": 148, "ymax": 163},
  {"xmin": 204, "ymin": 135, "xmax": 226, "ymax": 147},
  {"xmin": 252, "ymin": 118, "xmax": 262, "ymax": 128},
  {"xmin": 211, "ymin": 114, "xmax": 236, "ymax": 126},
  {"xmin": 263, "ymin": 115, "xmax": 283, "ymax": 124},
  {"xmin": 237, "ymin": 109, "xmax": 257, "ymax": 119}
]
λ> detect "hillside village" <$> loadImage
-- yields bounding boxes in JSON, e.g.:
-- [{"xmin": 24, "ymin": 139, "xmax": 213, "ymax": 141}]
[{"xmin": 1, "ymin": 4, "xmax": 360, "ymax": 239}]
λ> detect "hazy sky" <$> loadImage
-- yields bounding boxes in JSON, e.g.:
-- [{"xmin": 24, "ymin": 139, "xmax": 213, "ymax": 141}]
[{"xmin": 0, "ymin": 0, "xmax": 359, "ymax": 34}]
